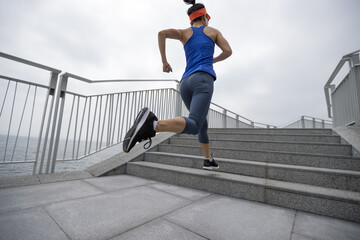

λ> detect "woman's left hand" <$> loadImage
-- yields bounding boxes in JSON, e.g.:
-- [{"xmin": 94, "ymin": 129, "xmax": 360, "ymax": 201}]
[{"xmin": 163, "ymin": 62, "xmax": 173, "ymax": 73}]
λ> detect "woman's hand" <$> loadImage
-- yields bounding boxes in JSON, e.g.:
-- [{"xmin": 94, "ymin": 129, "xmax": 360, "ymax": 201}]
[
  {"xmin": 158, "ymin": 29, "xmax": 183, "ymax": 73},
  {"xmin": 163, "ymin": 62, "xmax": 173, "ymax": 73}
]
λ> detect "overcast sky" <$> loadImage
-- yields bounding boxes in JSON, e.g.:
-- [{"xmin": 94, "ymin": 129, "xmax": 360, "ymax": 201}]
[{"xmin": 0, "ymin": 0, "xmax": 359, "ymax": 127}]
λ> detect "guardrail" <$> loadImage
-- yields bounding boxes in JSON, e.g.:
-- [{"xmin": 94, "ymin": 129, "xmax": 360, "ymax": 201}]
[
  {"xmin": 324, "ymin": 50, "xmax": 360, "ymax": 127},
  {"xmin": 1, "ymin": 52, "xmax": 276, "ymax": 176},
  {"xmin": 0, "ymin": 52, "xmax": 61, "ymax": 175},
  {"xmin": 279, "ymin": 116, "xmax": 332, "ymax": 129}
]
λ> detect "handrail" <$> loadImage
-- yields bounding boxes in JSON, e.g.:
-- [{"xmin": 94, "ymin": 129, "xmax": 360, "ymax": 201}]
[
  {"xmin": 278, "ymin": 115, "xmax": 332, "ymax": 129},
  {"xmin": 0, "ymin": 74, "xmax": 50, "ymax": 89},
  {"xmin": 324, "ymin": 50, "xmax": 360, "ymax": 118},
  {"xmin": 0, "ymin": 52, "xmax": 62, "ymax": 74},
  {"xmin": 60, "ymin": 72, "xmax": 180, "ymax": 84}
]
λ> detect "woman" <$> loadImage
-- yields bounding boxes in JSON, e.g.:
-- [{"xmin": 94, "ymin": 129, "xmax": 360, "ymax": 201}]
[{"xmin": 123, "ymin": 0, "xmax": 232, "ymax": 170}]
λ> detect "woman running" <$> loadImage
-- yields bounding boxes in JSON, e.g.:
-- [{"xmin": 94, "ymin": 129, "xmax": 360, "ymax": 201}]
[{"xmin": 123, "ymin": 0, "xmax": 232, "ymax": 170}]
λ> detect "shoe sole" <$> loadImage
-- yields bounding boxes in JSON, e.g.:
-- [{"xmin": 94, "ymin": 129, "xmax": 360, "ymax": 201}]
[
  {"xmin": 124, "ymin": 108, "xmax": 150, "ymax": 152},
  {"xmin": 203, "ymin": 166, "xmax": 219, "ymax": 170}
]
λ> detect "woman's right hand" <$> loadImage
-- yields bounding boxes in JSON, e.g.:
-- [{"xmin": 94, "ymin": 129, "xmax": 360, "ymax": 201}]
[{"xmin": 163, "ymin": 62, "xmax": 173, "ymax": 73}]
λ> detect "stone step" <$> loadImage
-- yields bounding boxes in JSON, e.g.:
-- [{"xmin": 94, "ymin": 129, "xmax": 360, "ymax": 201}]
[
  {"xmin": 208, "ymin": 128, "xmax": 333, "ymax": 135},
  {"xmin": 145, "ymin": 152, "xmax": 360, "ymax": 192},
  {"xmin": 169, "ymin": 137, "xmax": 352, "ymax": 156},
  {"xmin": 185, "ymin": 132, "xmax": 340, "ymax": 144},
  {"xmin": 157, "ymin": 144, "xmax": 360, "ymax": 171},
  {"xmin": 126, "ymin": 161, "xmax": 360, "ymax": 222}
]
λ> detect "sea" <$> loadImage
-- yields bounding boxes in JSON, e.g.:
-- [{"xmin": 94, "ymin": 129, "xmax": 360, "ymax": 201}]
[{"xmin": 0, "ymin": 134, "xmax": 124, "ymax": 177}]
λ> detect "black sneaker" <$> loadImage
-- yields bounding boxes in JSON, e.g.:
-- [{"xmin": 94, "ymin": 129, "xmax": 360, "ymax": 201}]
[
  {"xmin": 203, "ymin": 158, "xmax": 219, "ymax": 170},
  {"xmin": 123, "ymin": 107, "xmax": 158, "ymax": 153}
]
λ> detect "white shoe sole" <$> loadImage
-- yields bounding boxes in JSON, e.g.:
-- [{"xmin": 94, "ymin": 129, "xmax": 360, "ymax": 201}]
[
  {"xmin": 203, "ymin": 166, "xmax": 219, "ymax": 170},
  {"xmin": 126, "ymin": 108, "xmax": 150, "ymax": 152}
]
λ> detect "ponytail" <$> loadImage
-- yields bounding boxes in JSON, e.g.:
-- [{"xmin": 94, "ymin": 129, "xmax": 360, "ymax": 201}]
[{"xmin": 184, "ymin": 0, "xmax": 195, "ymax": 5}]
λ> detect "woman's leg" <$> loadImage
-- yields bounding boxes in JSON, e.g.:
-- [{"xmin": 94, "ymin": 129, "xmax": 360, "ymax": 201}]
[
  {"xmin": 200, "ymin": 143, "xmax": 211, "ymax": 159},
  {"xmin": 156, "ymin": 117, "xmax": 186, "ymax": 133},
  {"xmin": 179, "ymin": 72, "xmax": 214, "ymax": 158}
]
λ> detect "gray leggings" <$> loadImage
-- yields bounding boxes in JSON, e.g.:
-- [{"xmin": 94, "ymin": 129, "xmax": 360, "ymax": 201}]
[{"xmin": 180, "ymin": 71, "xmax": 214, "ymax": 143}]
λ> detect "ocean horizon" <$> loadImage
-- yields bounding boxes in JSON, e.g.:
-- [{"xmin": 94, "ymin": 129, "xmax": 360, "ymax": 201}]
[{"xmin": 0, "ymin": 134, "xmax": 124, "ymax": 177}]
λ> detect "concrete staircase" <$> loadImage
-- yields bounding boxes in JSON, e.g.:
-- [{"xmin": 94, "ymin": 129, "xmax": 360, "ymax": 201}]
[{"xmin": 126, "ymin": 128, "xmax": 360, "ymax": 222}]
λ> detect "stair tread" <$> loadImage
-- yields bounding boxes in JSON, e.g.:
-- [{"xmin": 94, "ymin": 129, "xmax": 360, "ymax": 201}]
[
  {"xmin": 146, "ymin": 152, "xmax": 360, "ymax": 176},
  {"xmin": 173, "ymin": 136, "xmax": 350, "ymax": 147},
  {"xmin": 128, "ymin": 161, "xmax": 360, "ymax": 203},
  {"xmin": 188, "ymin": 132, "xmax": 339, "ymax": 138},
  {"xmin": 159, "ymin": 143, "xmax": 360, "ymax": 159},
  {"xmin": 208, "ymin": 128, "xmax": 333, "ymax": 134}
]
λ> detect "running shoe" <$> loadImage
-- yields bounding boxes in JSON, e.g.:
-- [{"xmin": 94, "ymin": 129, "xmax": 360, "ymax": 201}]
[
  {"xmin": 203, "ymin": 158, "xmax": 219, "ymax": 170},
  {"xmin": 123, "ymin": 107, "xmax": 158, "ymax": 153}
]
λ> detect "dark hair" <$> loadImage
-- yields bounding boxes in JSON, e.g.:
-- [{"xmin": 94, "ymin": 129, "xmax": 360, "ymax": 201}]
[{"xmin": 183, "ymin": 0, "xmax": 206, "ymax": 24}]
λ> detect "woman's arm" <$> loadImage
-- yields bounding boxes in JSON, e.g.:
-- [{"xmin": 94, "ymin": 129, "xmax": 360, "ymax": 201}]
[
  {"xmin": 158, "ymin": 29, "xmax": 183, "ymax": 72},
  {"xmin": 213, "ymin": 32, "xmax": 232, "ymax": 64}
]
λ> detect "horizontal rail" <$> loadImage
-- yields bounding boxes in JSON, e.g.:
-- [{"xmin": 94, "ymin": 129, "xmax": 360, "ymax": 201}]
[
  {"xmin": 0, "ymin": 75, "xmax": 50, "ymax": 89},
  {"xmin": 0, "ymin": 52, "xmax": 62, "ymax": 74},
  {"xmin": 210, "ymin": 102, "xmax": 277, "ymax": 128},
  {"xmin": 61, "ymin": 72, "xmax": 180, "ymax": 84},
  {"xmin": 324, "ymin": 50, "xmax": 360, "ymax": 118},
  {"xmin": 279, "ymin": 115, "xmax": 332, "ymax": 129}
]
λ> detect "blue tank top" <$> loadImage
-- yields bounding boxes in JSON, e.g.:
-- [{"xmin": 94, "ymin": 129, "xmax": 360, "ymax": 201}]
[{"xmin": 182, "ymin": 25, "xmax": 216, "ymax": 80}]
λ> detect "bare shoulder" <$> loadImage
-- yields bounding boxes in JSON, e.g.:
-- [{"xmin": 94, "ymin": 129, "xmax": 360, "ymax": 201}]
[
  {"xmin": 179, "ymin": 28, "xmax": 194, "ymax": 45},
  {"xmin": 203, "ymin": 26, "xmax": 220, "ymax": 42}
]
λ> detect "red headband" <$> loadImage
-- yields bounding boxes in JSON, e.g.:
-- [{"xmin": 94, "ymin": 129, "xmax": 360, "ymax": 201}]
[{"xmin": 189, "ymin": 8, "xmax": 211, "ymax": 22}]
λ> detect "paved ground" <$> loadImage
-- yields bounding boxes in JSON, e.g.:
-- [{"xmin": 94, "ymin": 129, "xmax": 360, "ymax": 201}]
[{"xmin": 0, "ymin": 174, "xmax": 359, "ymax": 240}]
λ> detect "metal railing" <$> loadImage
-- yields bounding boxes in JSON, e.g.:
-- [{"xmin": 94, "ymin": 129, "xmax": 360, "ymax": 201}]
[
  {"xmin": 1, "ymin": 52, "xmax": 275, "ymax": 176},
  {"xmin": 1, "ymin": 51, "xmax": 330, "ymax": 177},
  {"xmin": 325, "ymin": 50, "xmax": 360, "ymax": 127},
  {"xmin": 280, "ymin": 116, "xmax": 332, "ymax": 129},
  {"xmin": 0, "ymin": 52, "xmax": 61, "ymax": 175}
]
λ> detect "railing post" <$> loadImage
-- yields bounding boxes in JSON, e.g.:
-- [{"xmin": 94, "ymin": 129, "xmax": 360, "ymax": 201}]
[
  {"xmin": 251, "ymin": 121, "xmax": 254, "ymax": 128},
  {"xmin": 301, "ymin": 116, "xmax": 305, "ymax": 128},
  {"xmin": 50, "ymin": 74, "xmax": 68, "ymax": 173},
  {"xmin": 33, "ymin": 71, "xmax": 59, "ymax": 175},
  {"xmin": 222, "ymin": 109, "xmax": 227, "ymax": 128},
  {"xmin": 312, "ymin": 117, "xmax": 316, "ymax": 128},
  {"xmin": 236, "ymin": 114, "xmax": 239, "ymax": 128},
  {"xmin": 353, "ymin": 56, "xmax": 360, "ymax": 125},
  {"xmin": 176, "ymin": 83, "xmax": 182, "ymax": 117}
]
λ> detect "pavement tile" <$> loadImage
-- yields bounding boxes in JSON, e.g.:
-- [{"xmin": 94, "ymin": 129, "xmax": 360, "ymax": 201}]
[
  {"xmin": 45, "ymin": 186, "xmax": 190, "ymax": 240},
  {"xmin": 291, "ymin": 233, "xmax": 314, "ymax": 240},
  {"xmin": 0, "ymin": 207, "xmax": 69, "ymax": 240},
  {"xmin": 111, "ymin": 218, "xmax": 207, "ymax": 240},
  {"xmin": 293, "ymin": 212, "xmax": 360, "ymax": 240},
  {"xmin": 164, "ymin": 194, "xmax": 295, "ymax": 240},
  {"xmin": 83, "ymin": 175, "xmax": 155, "ymax": 192},
  {"xmin": 146, "ymin": 182, "xmax": 211, "ymax": 201},
  {"xmin": 0, "ymin": 180, "xmax": 103, "ymax": 214}
]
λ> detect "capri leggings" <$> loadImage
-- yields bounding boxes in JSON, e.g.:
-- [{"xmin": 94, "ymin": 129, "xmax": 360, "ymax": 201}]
[{"xmin": 180, "ymin": 71, "xmax": 214, "ymax": 143}]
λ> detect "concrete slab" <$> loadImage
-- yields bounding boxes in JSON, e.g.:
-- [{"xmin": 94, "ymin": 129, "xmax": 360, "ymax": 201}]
[
  {"xmin": 0, "ymin": 180, "xmax": 103, "ymax": 214},
  {"xmin": 38, "ymin": 170, "xmax": 93, "ymax": 184},
  {"xmin": 292, "ymin": 212, "xmax": 360, "ymax": 240},
  {"xmin": 45, "ymin": 186, "xmax": 190, "ymax": 240},
  {"xmin": 291, "ymin": 233, "xmax": 314, "ymax": 240},
  {"xmin": 85, "ymin": 132, "xmax": 175, "ymax": 177},
  {"xmin": 147, "ymin": 182, "xmax": 212, "ymax": 201},
  {"xmin": 111, "ymin": 218, "xmax": 207, "ymax": 240},
  {"xmin": 0, "ymin": 207, "xmax": 69, "ymax": 240},
  {"xmin": 0, "ymin": 175, "xmax": 40, "ymax": 189},
  {"xmin": 83, "ymin": 175, "xmax": 156, "ymax": 192},
  {"xmin": 164, "ymin": 194, "xmax": 295, "ymax": 240}
]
